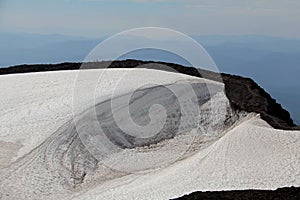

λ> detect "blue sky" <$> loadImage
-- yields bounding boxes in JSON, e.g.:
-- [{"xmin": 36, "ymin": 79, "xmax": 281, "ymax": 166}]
[
  {"xmin": 0, "ymin": 0, "xmax": 300, "ymax": 38},
  {"xmin": 0, "ymin": 1, "xmax": 300, "ymax": 124}
]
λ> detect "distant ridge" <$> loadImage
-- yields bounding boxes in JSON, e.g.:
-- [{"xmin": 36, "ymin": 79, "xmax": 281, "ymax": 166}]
[{"xmin": 0, "ymin": 59, "xmax": 297, "ymax": 130}]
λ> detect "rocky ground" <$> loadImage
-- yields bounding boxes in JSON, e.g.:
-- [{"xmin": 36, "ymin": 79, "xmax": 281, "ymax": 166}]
[{"xmin": 173, "ymin": 187, "xmax": 300, "ymax": 200}]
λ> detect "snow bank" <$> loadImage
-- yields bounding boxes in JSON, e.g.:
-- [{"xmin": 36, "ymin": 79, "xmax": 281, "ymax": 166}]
[{"xmin": 0, "ymin": 69, "xmax": 299, "ymax": 200}]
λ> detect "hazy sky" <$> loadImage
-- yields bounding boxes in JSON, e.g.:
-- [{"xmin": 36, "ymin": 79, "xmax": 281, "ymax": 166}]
[{"xmin": 0, "ymin": 0, "xmax": 300, "ymax": 38}]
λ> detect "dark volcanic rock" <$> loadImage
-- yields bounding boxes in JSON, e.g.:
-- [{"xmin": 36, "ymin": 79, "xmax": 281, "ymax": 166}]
[
  {"xmin": 0, "ymin": 59, "xmax": 297, "ymax": 130},
  {"xmin": 172, "ymin": 187, "xmax": 300, "ymax": 200},
  {"xmin": 221, "ymin": 74, "xmax": 296, "ymax": 130}
]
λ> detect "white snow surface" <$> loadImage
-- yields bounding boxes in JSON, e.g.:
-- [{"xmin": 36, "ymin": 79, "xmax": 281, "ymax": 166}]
[
  {"xmin": 0, "ymin": 69, "xmax": 207, "ymax": 163},
  {"xmin": 75, "ymin": 115, "xmax": 300, "ymax": 200},
  {"xmin": 0, "ymin": 69, "xmax": 299, "ymax": 200}
]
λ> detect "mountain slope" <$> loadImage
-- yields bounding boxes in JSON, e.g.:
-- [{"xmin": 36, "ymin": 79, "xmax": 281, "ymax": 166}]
[
  {"xmin": 0, "ymin": 65, "xmax": 299, "ymax": 199},
  {"xmin": 0, "ymin": 59, "xmax": 297, "ymax": 130}
]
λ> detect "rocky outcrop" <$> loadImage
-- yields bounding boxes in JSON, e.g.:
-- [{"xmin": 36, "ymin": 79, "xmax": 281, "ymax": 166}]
[{"xmin": 173, "ymin": 186, "xmax": 300, "ymax": 200}]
